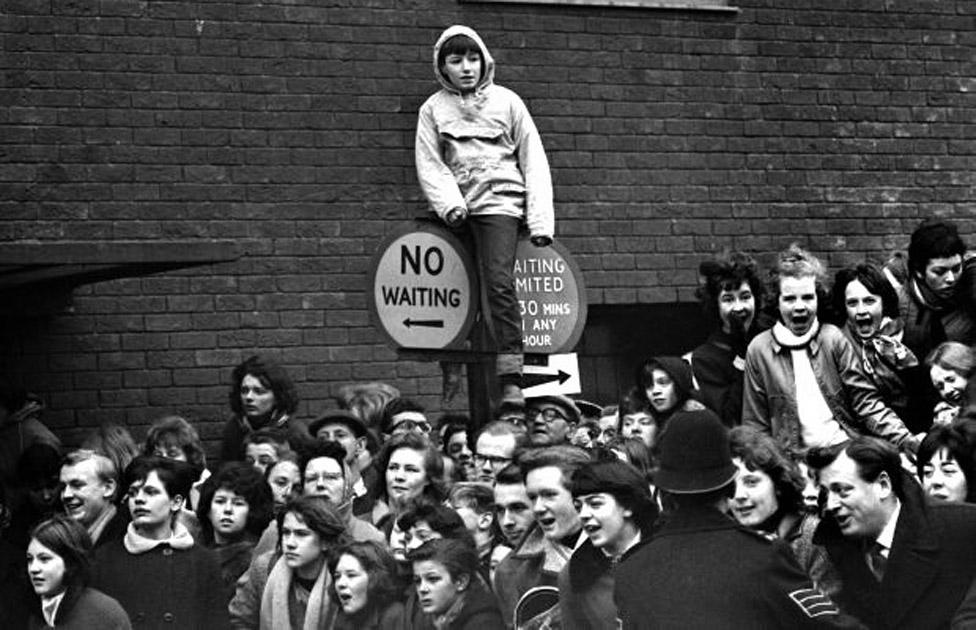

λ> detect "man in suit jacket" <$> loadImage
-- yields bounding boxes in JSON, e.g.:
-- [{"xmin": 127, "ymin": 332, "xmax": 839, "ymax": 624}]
[{"xmin": 810, "ymin": 436, "xmax": 976, "ymax": 628}]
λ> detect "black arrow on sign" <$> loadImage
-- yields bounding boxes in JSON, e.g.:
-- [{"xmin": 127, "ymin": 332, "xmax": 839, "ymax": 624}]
[
  {"xmin": 523, "ymin": 369, "xmax": 571, "ymax": 389},
  {"xmin": 403, "ymin": 318, "xmax": 444, "ymax": 328}
]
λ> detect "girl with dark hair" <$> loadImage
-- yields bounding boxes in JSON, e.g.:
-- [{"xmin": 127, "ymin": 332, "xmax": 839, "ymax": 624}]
[
  {"xmin": 196, "ymin": 463, "xmax": 275, "ymax": 604},
  {"xmin": 229, "ymin": 495, "xmax": 348, "ymax": 629},
  {"xmin": 832, "ymin": 262, "xmax": 921, "ymax": 429},
  {"xmin": 408, "ymin": 538, "xmax": 504, "ymax": 630},
  {"xmin": 690, "ymin": 251, "xmax": 766, "ymax": 426},
  {"xmin": 560, "ymin": 460, "xmax": 657, "ymax": 629},
  {"xmin": 90, "ymin": 456, "xmax": 225, "ymax": 629},
  {"xmin": 916, "ymin": 419, "xmax": 976, "ymax": 503},
  {"xmin": 728, "ymin": 426, "xmax": 840, "ymax": 597},
  {"xmin": 221, "ymin": 355, "xmax": 306, "ymax": 464},
  {"xmin": 328, "ymin": 540, "xmax": 405, "ymax": 629},
  {"xmin": 26, "ymin": 515, "xmax": 131, "ymax": 629},
  {"xmin": 633, "ymin": 356, "xmax": 706, "ymax": 439},
  {"xmin": 439, "ymin": 418, "xmax": 475, "ymax": 482}
]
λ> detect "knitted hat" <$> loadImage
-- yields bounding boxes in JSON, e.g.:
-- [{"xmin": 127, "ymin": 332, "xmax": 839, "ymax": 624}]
[
  {"xmin": 655, "ymin": 408, "xmax": 737, "ymax": 494},
  {"xmin": 525, "ymin": 394, "xmax": 582, "ymax": 425},
  {"xmin": 308, "ymin": 410, "xmax": 369, "ymax": 439}
]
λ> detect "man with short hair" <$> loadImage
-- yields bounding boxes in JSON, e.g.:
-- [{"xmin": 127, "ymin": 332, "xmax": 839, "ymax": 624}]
[
  {"xmin": 474, "ymin": 421, "xmax": 526, "ymax": 484},
  {"xmin": 381, "ymin": 397, "xmax": 431, "ymax": 437},
  {"xmin": 809, "ymin": 436, "xmax": 976, "ymax": 628},
  {"xmin": 449, "ymin": 482, "xmax": 498, "ymax": 583},
  {"xmin": 493, "ymin": 463, "xmax": 534, "ymax": 547},
  {"xmin": 60, "ymin": 449, "xmax": 126, "ymax": 548},
  {"xmin": 615, "ymin": 409, "xmax": 856, "ymax": 629},
  {"xmin": 493, "ymin": 445, "xmax": 588, "ymax": 628},
  {"xmin": 525, "ymin": 395, "xmax": 579, "ymax": 447},
  {"xmin": 241, "ymin": 428, "xmax": 287, "ymax": 475}
]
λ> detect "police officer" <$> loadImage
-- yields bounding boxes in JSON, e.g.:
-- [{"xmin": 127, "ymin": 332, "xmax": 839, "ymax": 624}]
[{"xmin": 614, "ymin": 409, "xmax": 864, "ymax": 629}]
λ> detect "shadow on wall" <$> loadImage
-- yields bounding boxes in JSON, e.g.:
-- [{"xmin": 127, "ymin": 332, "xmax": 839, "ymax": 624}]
[{"xmin": 576, "ymin": 303, "xmax": 708, "ymax": 407}]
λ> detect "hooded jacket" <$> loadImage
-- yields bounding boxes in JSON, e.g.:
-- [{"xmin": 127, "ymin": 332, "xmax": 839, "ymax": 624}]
[{"xmin": 415, "ymin": 25, "xmax": 554, "ymax": 239}]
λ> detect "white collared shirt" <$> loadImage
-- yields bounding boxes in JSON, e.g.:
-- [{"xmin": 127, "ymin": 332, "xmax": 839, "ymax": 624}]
[
  {"xmin": 41, "ymin": 591, "xmax": 66, "ymax": 627},
  {"xmin": 874, "ymin": 499, "xmax": 902, "ymax": 559}
]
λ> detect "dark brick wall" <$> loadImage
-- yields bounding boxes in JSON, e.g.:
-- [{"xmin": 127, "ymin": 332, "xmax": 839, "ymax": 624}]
[{"xmin": 2, "ymin": 0, "xmax": 974, "ymax": 449}]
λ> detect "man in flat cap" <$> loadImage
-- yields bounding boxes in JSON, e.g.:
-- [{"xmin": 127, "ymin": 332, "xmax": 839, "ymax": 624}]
[{"xmin": 525, "ymin": 395, "xmax": 579, "ymax": 446}]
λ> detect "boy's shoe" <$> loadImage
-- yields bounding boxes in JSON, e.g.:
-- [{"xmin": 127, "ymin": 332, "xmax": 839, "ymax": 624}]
[{"xmin": 500, "ymin": 383, "xmax": 525, "ymax": 406}]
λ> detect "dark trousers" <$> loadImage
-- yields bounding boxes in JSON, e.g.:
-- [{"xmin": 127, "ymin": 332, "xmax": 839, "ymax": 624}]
[{"xmin": 465, "ymin": 214, "xmax": 523, "ymax": 376}]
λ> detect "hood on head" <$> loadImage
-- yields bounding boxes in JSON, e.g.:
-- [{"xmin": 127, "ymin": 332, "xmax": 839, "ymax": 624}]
[
  {"xmin": 644, "ymin": 356, "xmax": 695, "ymax": 404},
  {"xmin": 432, "ymin": 25, "xmax": 495, "ymax": 94}
]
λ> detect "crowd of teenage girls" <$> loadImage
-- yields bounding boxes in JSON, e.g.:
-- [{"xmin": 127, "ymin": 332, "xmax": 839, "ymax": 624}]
[{"xmin": 1, "ymin": 217, "xmax": 976, "ymax": 629}]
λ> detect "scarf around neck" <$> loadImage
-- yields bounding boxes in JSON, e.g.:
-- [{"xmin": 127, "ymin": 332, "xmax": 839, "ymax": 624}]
[
  {"xmin": 432, "ymin": 591, "xmax": 468, "ymax": 630},
  {"xmin": 260, "ymin": 553, "xmax": 335, "ymax": 630},
  {"xmin": 910, "ymin": 275, "xmax": 954, "ymax": 312},
  {"xmin": 846, "ymin": 317, "xmax": 919, "ymax": 374},
  {"xmin": 124, "ymin": 520, "xmax": 194, "ymax": 554},
  {"xmin": 772, "ymin": 319, "xmax": 820, "ymax": 349}
]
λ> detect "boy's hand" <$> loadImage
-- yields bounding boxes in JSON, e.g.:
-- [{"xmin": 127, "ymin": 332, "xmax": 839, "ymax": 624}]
[
  {"xmin": 445, "ymin": 207, "xmax": 467, "ymax": 227},
  {"xmin": 530, "ymin": 235, "xmax": 552, "ymax": 247}
]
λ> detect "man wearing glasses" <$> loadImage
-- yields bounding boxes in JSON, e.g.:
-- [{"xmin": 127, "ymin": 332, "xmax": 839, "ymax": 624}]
[
  {"xmin": 381, "ymin": 397, "xmax": 432, "ymax": 437},
  {"xmin": 473, "ymin": 421, "xmax": 527, "ymax": 484},
  {"xmin": 525, "ymin": 395, "xmax": 580, "ymax": 446}
]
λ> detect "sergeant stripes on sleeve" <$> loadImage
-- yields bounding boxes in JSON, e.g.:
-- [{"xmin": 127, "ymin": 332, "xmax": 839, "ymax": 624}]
[{"xmin": 789, "ymin": 588, "xmax": 841, "ymax": 618}]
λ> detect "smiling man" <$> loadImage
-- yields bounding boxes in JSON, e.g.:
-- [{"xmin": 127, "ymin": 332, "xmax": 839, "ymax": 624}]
[
  {"xmin": 809, "ymin": 437, "xmax": 976, "ymax": 628},
  {"xmin": 60, "ymin": 450, "xmax": 126, "ymax": 548},
  {"xmin": 743, "ymin": 244, "xmax": 918, "ymax": 454},
  {"xmin": 492, "ymin": 445, "xmax": 589, "ymax": 628}
]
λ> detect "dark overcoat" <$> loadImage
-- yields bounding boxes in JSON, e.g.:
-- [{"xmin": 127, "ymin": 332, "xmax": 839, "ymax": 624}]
[{"xmin": 614, "ymin": 505, "xmax": 861, "ymax": 629}]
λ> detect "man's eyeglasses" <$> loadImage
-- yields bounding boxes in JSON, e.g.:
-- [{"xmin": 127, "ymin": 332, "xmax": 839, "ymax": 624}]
[
  {"xmin": 390, "ymin": 419, "xmax": 432, "ymax": 434},
  {"xmin": 473, "ymin": 453, "xmax": 512, "ymax": 467},
  {"xmin": 525, "ymin": 407, "xmax": 568, "ymax": 424}
]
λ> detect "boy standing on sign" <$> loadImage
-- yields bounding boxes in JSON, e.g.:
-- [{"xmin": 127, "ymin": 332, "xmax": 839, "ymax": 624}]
[{"xmin": 416, "ymin": 25, "xmax": 555, "ymax": 406}]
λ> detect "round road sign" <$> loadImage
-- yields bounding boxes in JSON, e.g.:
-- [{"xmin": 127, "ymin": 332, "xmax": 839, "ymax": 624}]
[
  {"xmin": 368, "ymin": 222, "xmax": 478, "ymax": 350},
  {"xmin": 515, "ymin": 238, "xmax": 587, "ymax": 355}
]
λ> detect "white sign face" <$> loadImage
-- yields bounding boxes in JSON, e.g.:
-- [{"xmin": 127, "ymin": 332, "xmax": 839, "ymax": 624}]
[
  {"xmin": 514, "ymin": 239, "xmax": 587, "ymax": 355},
  {"xmin": 370, "ymin": 228, "xmax": 477, "ymax": 349},
  {"xmin": 522, "ymin": 353, "xmax": 581, "ymax": 398}
]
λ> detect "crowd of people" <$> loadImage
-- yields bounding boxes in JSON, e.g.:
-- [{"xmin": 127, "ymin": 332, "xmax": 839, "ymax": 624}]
[{"xmin": 2, "ymin": 216, "xmax": 976, "ymax": 629}]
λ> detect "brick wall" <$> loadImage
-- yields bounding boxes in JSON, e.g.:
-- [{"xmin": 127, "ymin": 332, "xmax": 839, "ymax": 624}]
[{"xmin": 2, "ymin": 0, "xmax": 974, "ymax": 450}]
